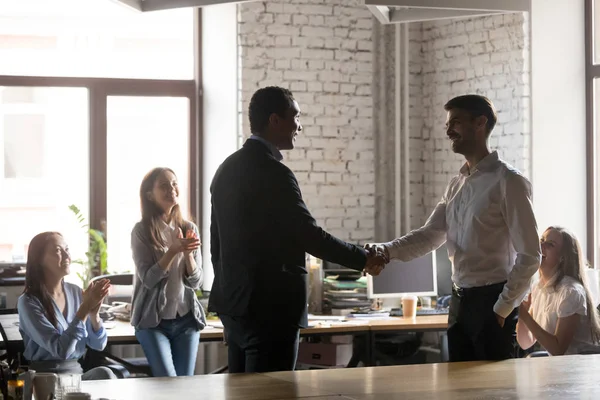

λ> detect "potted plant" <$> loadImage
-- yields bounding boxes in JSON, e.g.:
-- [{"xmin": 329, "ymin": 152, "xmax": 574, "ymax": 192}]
[{"xmin": 68, "ymin": 204, "xmax": 108, "ymax": 288}]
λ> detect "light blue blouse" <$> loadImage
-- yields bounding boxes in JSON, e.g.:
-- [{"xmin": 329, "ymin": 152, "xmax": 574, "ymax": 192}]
[{"xmin": 17, "ymin": 282, "xmax": 107, "ymax": 362}]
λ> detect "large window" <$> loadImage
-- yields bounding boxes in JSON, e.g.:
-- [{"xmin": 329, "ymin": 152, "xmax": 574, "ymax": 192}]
[
  {"xmin": 0, "ymin": 0, "xmax": 193, "ymax": 79},
  {"xmin": 0, "ymin": 2, "xmax": 200, "ymax": 282},
  {"xmin": 588, "ymin": 0, "xmax": 600, "ymax": 266},
  {"xmin": 0, "ymin": 87, "xmax": 88, "ymax": 263},
  {"xmin": 107, "ymin": 96, "xmax": 191, "ymax": 273}
]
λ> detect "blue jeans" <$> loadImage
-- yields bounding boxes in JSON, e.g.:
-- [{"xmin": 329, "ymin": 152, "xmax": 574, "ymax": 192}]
[{"xmin": 135, "ymin": 312, "xmax": 201, "ymax": 377}]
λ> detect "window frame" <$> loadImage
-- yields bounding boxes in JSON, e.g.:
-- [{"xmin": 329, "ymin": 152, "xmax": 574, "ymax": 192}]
[
  {"xmin": 0, "ymin": 8, "xmax": 203, "ymax": 245},
  {"xmin": 587, "ymin": 0, "xmax": 598, "ymax": 266}
]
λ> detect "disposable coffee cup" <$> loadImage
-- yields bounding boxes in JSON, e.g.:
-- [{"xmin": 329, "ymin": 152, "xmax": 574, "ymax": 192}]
[{"xmin": 402, "ymin": 295, "xmax": 418, "ymax": 318}]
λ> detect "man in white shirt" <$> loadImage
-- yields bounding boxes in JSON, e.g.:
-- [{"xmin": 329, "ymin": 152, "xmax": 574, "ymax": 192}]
[{"xmin": 372, "ymin": 95, "xmax": 541, "ymax": 361}]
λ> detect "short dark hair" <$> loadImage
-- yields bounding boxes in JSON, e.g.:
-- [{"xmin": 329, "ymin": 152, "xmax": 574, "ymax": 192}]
[
  {"xmin": 444, "ymin": 94, "xmax": 497, "ymax": 135},
  {"xmin": 249, "ymin": 86, "xmax": 296, "ymax": 134}
]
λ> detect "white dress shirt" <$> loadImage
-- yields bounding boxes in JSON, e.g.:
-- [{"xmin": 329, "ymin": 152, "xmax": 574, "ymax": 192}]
[
  {"xmin": 382, "ymin": 151, "xmax": 541, "ymax": 318},
  {"xmin": 159, "ymin": 220, "xmax": 191, "ymax": 319},
  {"xmin": 531, "ymin": 276, "xmax": 600, "ymax": 355}
]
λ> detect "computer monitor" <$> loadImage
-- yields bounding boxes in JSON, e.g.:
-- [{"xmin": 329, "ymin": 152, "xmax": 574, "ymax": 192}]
[
  {"xmin": 435, "ymin": 244, "xmax": 453, "ymax": 296},
  {"xmin": 367, "ymin": 250, "xmax": 438, "ymax": 298}
]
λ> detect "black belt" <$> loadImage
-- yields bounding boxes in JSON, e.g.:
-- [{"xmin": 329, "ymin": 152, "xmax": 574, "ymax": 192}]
[{"xmin": 452, "ymin": 281, "xmax": 506, "ymax": 298}]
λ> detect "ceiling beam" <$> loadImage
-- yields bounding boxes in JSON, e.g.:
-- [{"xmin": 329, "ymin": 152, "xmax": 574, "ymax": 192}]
[
  {"xmin": 366, "ymin": 5, "xmax": 391, "ymax": 24},
  {"xmin": 111, "ymin": 0, "xmax": 258, "ymax": 12},
  {"xmin": 364, "ymin": 0, "xmax": 530, "ymax": 13},
  {"xmin": 110, "ymin": 0, "xmax": 142, "ymax": 11},
  {"xmin": 141, "ymin": 0, "xmax": 256, "ymax": 12},
  {"xmin": 390, "ymin": 8, "xmax": 503, "ymax": 23}
]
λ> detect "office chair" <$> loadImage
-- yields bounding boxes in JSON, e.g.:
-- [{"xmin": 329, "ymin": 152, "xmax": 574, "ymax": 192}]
[
  {"xmin": 526, "ymin": 351, "xmax": 549, "ymax": 358},
  {"xmin": 86, "ymin": 274, "xmax": 152, "ymax": 377},
  {"xmin": 0, "ymin": 308, "xmax": 23, "ymax": 398}
]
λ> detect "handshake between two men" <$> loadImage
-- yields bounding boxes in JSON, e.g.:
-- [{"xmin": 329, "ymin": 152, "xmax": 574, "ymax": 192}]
[{"xmin": 363, "ymin": 243, "xmax": 389, "ymax": 277}]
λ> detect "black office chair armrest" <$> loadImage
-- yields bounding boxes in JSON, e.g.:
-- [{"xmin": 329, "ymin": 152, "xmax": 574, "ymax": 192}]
[{"xmin": 526, "ymin": 351, "xmax": 550, "ymax": 358}]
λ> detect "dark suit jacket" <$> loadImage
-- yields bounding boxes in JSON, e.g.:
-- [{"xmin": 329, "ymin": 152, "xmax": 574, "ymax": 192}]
[{"xmin": 208, "ymin": 139, "xmax": 367, "ymax": 328}]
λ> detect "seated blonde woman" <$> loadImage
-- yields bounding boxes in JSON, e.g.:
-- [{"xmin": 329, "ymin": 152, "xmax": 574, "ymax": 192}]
[{"xmin": 517, "ymin": 226, "xmax": 600, "ymax": 355}]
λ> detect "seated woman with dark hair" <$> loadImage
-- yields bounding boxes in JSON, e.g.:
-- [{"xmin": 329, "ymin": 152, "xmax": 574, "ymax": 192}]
[{"xmin": 17, "ymin": 231, "xmax": 116, "ymax": 379}]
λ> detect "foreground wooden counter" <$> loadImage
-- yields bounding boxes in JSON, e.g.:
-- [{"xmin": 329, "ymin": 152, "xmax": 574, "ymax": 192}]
[{"xmin": 81, "ymin": 354, "xmax": 600, "ymax": 400}]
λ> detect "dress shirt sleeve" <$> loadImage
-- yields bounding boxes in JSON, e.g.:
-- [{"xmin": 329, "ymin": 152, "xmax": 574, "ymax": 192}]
[
  {"xmin": 17, "ymin": 295, "xmax": 86, "ymax": 360},
  {"xmin": 557, "ymin": 285, "xmax": 588, "ymax": 318},
  {"xmin": 380, "ymin": 184, "xmax": 450, "ymax": 261},
  {"xmin": 494, "ymin": 173, "xmax": 541, "ymax": 318}
]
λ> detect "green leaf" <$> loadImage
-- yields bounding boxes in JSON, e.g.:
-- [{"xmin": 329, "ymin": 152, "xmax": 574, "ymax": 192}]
[{"xmin": 68, "ymin": 203, "xmax": 109, "ymax": 286}]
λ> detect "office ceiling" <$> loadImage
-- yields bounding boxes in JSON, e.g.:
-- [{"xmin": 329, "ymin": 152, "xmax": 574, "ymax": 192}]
[
  {"xmin": 364, "ymin": 1, "xmax": 530, "ymax": 24},
  {"xmin": 111, "ymin": 0, "xmax": 255, "ymax": 12},
  {"xmin": 111, "ymin": 0, "xmax": 531, "ymax": 21}
]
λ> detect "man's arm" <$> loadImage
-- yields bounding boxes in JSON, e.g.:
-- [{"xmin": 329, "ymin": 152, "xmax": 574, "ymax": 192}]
[
  {"xmin": 278, "ymin": 168, "xmax": 369, "ymax": 271},
  {"xmin": 494, "ymin": 173, "xmax": 541, "ymax": 319},
  {"xmin": 379, "ymin": 197, "xmax": 448, "ymax": 262}
]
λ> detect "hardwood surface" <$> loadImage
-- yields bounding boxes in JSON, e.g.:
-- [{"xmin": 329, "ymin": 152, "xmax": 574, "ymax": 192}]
[
  {"xmin": 266, "ymin": 355, "xmax": 600, "ymax": 400},
  {"xmin": 368, "ymin": 315, "xmax": 448, "ymax": 331},
  {"xmin": 78, "ymin": 355, "xmax": 600, "ymax": 399},
  {"xmin": 82, "ymin": 373, "xmax": 334, "ymax": 400}
]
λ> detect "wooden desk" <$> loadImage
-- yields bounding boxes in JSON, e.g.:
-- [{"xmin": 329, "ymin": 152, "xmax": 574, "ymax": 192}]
[
  {"xmin": 82, "ymin": 372, "xmax": 334, "ymax": 400},
  {"xmin": 368, "ymin": 315, "xmax": 448, "ymax": 332},
  {"xmin": 78, "ymin": 355, "xmax": 600, "ymax": 399},
  {"xmin": 1, "ymin": 314, "xmax": 448, "ymax": 344},
  {"xmin": 265, "ymin": 355, "xmax": 600, "ymax": 400},
  {"xmin": 103, "ymin": 319, "xmax": 373, "ymax": 344},
  {"xmin": 1, "ymin": 314, "xmax": 448, "ymax": 366}
]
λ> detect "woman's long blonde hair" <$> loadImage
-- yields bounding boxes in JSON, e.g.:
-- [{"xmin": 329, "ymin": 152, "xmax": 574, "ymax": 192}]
[{"xmin": 546, "ymin": 226, "xmax": 600, "ymax": 343}]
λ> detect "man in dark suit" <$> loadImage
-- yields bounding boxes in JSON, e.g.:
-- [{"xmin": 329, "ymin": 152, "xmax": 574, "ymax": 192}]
[{"xmin": 208, "ymin": 86, "xmax": 386, "ymax": 373}]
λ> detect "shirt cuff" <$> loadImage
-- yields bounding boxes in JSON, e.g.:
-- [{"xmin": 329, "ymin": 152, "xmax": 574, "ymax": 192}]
[
  {"xmin": 381, "ymin": 242, "xmax": 395, "ymax": 259},
  {"xmin": 92, "ymin": 324, "xmax": 106, "ymax": 337},
  {"xmin": 493, "ymin": 299, "xmax": 515, "ymax": 319}
]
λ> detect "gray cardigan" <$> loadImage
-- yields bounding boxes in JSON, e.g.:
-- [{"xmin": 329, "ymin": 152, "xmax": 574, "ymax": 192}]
[{"xmin": 130, "ymin": 221, "xmax": 206, "ymax": 330}]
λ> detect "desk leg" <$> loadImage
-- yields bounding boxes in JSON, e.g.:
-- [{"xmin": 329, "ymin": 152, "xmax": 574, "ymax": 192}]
[
  {"xmin": 365, "ymin": 331, "xmax": 374, "ymax": 367},
  {"xmin": 440, "ymin": 332, "xmax": 449, "ymax": 362}
]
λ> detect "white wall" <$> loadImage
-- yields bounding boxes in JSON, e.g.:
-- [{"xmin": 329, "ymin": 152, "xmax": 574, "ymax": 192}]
[
  {"xmin": 406, "ymin": 13, "xmax": 531, "ymax": 227},
  {"xmin": 530, "ymin": 0, "xmax": 587, "ymax": 256},
  {"xmin": 201, "ymin": 3, "xmax": 239, "ymax": 290}
]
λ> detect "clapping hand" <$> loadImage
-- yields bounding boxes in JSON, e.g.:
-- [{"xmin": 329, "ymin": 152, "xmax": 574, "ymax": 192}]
[
  {"xmin": 84, "ymin": 279, "xmax": 111, "ymax": 315},
  {"xmin": 169, "ymin": 227, "xmax": 201, "ymax": 256},
  {"xmin": 180, "ymin": 228, "xmax": 201, "ymax": 257},
  {"xmin": 363, "ymin": 243, "xmax": 389, "ymax": 276},
  {"xmin": 519, "ymin": 293, "xmax": 532, "ymax": 314}
]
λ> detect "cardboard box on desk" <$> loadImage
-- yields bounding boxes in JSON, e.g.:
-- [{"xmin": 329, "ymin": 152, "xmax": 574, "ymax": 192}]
[{"xmin": 297, "ymin": 342, "xmax": 353, "ymax": 367}]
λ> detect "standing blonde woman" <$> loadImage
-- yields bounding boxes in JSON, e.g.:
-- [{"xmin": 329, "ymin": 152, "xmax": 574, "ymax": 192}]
[{"xmin": 517, "ymin": 226, "xmax": 600, "ymax": 355}]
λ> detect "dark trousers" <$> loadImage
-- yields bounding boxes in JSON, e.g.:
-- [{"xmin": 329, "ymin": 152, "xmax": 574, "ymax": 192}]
[
  {"xmin": 220, "ymin": 314, "xmax": 300, "ymax": 373},
  {"xmin": 448, "ymin": 281, "xmax": 519, "ymax": 362}
]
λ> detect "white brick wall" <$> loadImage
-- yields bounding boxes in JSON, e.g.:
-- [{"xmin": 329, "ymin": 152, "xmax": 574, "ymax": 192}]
[
  {"xmin": 238, "ymin": 0, "xmax": 375, "ymax": 242},
  {"xmin": 409, "ymin": 13, "xmax": 530, "ymax": 226}
]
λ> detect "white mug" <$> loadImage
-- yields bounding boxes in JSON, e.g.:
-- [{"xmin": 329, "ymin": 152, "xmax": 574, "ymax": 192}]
[{"xmin": 32, "ymin": 372, "xmax": 58, "ymax": 400}]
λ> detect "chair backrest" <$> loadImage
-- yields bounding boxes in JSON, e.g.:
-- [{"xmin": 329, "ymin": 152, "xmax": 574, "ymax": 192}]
[
  {"xmin": 90, "ymin": 274, "xmax": 133, "ymax": 286},
  {"xmin": 90, "ymin": 274, "xmax": 134, "ymax": 304},
  {"xmin": 586, "ymin": 269, "xmax": 600, "ymax": 308},
  {"xmin": 0, "ymin": 309, "xmax": 25, "ymax": 370}
]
